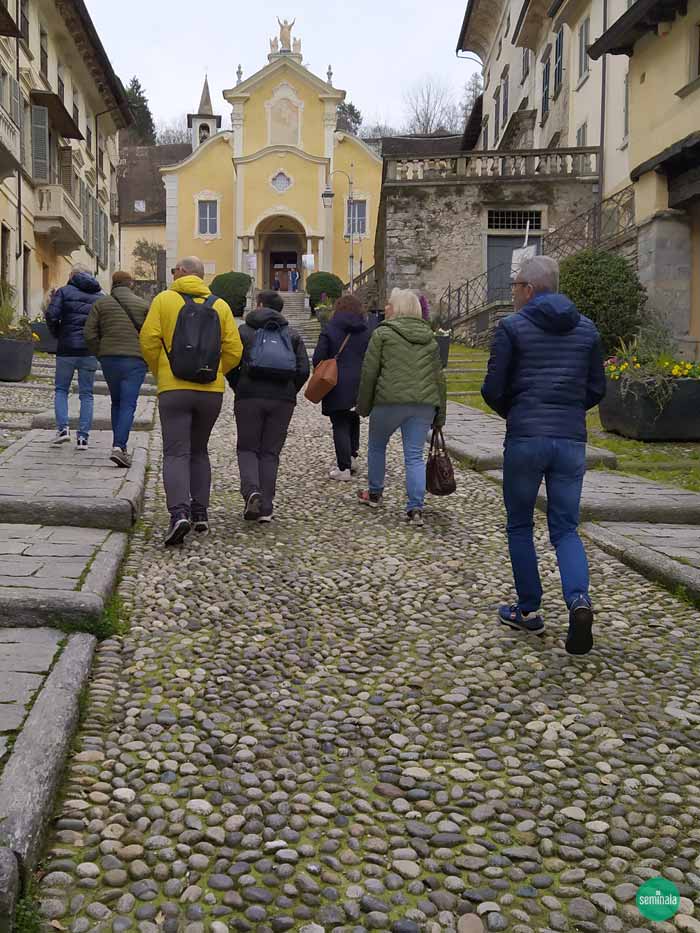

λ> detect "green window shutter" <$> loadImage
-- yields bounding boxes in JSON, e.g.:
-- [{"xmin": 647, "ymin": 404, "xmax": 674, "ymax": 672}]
[
  {"xmin": 9, "ymin": 76, "xmax": 20, "ymax": 128},
  {"xmin": 31, "ymin": 104, "xmax": 49, "ymax": 183}
]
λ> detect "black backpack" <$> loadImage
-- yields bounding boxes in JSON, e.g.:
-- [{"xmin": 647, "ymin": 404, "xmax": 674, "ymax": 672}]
[{"xmin": 164, "ymin": 295, "xmax": 222, "ymax": 384}]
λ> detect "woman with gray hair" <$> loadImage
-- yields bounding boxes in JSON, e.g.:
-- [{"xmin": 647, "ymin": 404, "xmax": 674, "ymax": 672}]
[{"xmin": 356, "ymin": 287, "xmax": 446, "ymax": 525}]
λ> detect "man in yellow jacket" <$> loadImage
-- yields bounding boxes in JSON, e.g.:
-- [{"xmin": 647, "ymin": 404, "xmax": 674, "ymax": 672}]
[{"xmin": 140, "ymin": 256, "xmax": 243, "ymax": 545}]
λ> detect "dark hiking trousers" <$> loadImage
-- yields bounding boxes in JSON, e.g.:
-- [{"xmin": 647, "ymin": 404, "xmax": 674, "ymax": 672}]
[
  {"xmin": 235, "ymin": 397, "xmax": 295, "ymax": 516},
  {"xmin": 329, "ymin": 410, "xmax": 360, "ymax": 471},
  {"xmin": 158, "ymin": 390, "xmax": 223, "ymax": 514}
]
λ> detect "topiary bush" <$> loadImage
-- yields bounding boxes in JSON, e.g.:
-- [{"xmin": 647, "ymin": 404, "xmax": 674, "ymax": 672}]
[
  {"xmin": 306, "ymin": 272, "xmax": 344, "ymax": 306},
  {"xmin": 210, "ymin": 271, "xmax": 252, "ymax": 317},
  {"xmin": 559, "ymin": 249, "xmax": 646, "ymax": 354}
]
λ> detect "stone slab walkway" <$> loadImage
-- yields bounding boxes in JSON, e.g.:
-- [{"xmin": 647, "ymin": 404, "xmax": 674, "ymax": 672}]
[
  {"xmin": 0, "ymin": 430, "xmax": 147, "ymax": 529},
  {"xmin": 27, "ymin": 395, "xmax": 700, "ymax": 933},
  {"xmin": 444, "ymin": 402, "xmax": 617, "ymax": 471},
  {"xmin": 31, "ymin": 395, "xmax": 156, "ymax": 431},
  {"xmin": 0, "ymin": 524, "xmax": 127, "ymax": 627}
]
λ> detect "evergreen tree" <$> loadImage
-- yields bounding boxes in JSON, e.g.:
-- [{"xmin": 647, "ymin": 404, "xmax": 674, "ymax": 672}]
[
  {"xmin": 125, "ymin": 77, "xmax": 156, "ymax": 146},
  {"xmin": 336, "ymin": 101, "xmax": 363, "ymax": 135}
]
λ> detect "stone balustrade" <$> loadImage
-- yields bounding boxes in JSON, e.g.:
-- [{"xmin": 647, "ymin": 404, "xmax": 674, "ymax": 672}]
[{"xmin": 386, "ymin": 147, "xmax": 600, "ymax": 183}]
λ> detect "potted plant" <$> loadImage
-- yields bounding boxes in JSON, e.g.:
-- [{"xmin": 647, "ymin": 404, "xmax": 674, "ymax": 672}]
[
  {"xmin": 600, "ymin": 339, "xmax": 700, "ymax": 441},
  {"xmin": 0, "ymin": 281, "xmax": 36, "ymax": 381}
]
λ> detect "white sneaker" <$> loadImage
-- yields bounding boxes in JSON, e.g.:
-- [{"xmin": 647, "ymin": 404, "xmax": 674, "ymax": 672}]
[
  {"xmin": 329, "ymin": 467, "xmax": 352, "ymax": 482},
  {"xmin": 52, "ymin": 428, "xmax": 70, "ymax": 446}
]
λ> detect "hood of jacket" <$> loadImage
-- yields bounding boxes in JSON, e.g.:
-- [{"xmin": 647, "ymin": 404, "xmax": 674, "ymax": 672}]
[
  {"xmin": 69, "ymin": 271, "xmax": 101, "ymax": 294},
  {"xmin": 520, "ymin": 292, "xmax": 580, "ymax": 334},
  {"xmin": 332, "ymin": 310, "xmax": 368, "ymax": 334},
  {"xmin": 383, "ymin": 316, "xmax": 435, "ymax": 346},
  {"xmin": 170, "ymin": 275, "xmax": 211, "ymax": 300},
  {"xmin": 245, "ymin": 307, "xmax": 288, "ymax": 329}
]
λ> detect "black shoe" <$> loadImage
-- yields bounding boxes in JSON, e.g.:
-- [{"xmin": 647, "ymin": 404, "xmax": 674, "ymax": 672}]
[
  {"xmin": 566, "ymin": 596, "xmax": 594, "ymax": 655},
  {"xmin": 110, "ymin": 447, "xmax": 132, "ymax": 468},
  {"xmin": 244, "ymin": 491, "xmax": 262, "ymax": 521},
  {"xmin": 164, "ymin": 510, "xmax": 191, "ymax": 547},
  {"xmin": 191, "ymin": 505, "xmax": 209, "ymax": 534}
]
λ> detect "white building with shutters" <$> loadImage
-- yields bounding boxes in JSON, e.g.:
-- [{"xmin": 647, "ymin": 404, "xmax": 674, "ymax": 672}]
[{"xmin": 0, "ymin": 0, "xmax": 131, "ymax": 317}]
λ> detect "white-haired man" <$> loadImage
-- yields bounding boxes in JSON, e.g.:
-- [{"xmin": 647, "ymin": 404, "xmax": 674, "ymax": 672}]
[
  {"xmin": 481, "ymin": 255, "xmax": 606, "ymax": 655},
  {"xmin": 45, "ymin": 263, "xmax": 104, "ymax": 449}
]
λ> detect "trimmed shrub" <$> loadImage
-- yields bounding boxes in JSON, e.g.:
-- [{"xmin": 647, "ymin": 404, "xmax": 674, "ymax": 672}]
[
  {"xmin": 306, "ymin": 272, "xmax": 344, "ymax": 305},
  {"xmin": 210, "ymin": 271, "xmax": 252, "ymax": 317},
  {"xmin": 559, "ymin": 249, "xmax": 646, "ymax": 354}
]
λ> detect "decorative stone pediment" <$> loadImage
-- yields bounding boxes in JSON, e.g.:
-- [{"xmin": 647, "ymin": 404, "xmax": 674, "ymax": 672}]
[{"xmin": 265, "ymin": 81, "xmax": 304, "ymax": 148}]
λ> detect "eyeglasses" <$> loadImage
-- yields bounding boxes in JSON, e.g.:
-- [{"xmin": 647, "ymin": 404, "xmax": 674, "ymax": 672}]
[{"xmin": 511, "ymin": 281, "xmax": 531, "ymax": 288}]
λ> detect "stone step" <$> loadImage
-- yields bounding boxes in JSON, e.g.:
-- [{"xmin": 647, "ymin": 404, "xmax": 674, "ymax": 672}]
[{"xmin": 31, "ymin": 396, "xmax": 156, "ymax": 432}]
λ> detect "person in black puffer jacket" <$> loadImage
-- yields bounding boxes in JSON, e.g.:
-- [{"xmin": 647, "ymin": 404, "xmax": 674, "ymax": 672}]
[
  {"xmin": 227, "ymin": 290, "xmax": 309, "ymax": 523},
  {"xmin": 312, "ymin": 294, "xmax": 370, "ymax": 481},
  {"xmin": 481, "ymin": 254, "xmax": 606, "ymax": 658},
  {"xmin": 45, "ymin": 265, "xmax": 104, "ymax": 449}
]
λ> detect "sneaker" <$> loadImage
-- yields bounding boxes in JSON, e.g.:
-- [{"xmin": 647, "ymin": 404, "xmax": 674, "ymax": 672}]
[
  {"xmin": 498, "ymin": 603, "xmax": 545, "ymax": 635},
  {"xmin": 244, "ymin": 491, "xmax": 262, "ymax": 521},
  {"xmin": 406, "ymin": 509, "xmax": 424, "ymax": 526},
  {"xmin": 329, "ymin": 467, "xmax": 353, "ymax": 482},
  {"xmin": 357, "ymin": 490, "xmax": 382, "ymax": 508},
  {"xmin": 164, "ymin": 510, "xmax": 191, "ymax": 547},
  {"xmin": 52, "ymin": 428, "xmax": 70, "ymax": 446},
  {"xmin": 76, "ymin": 435, "xmax": 89, "ymax": 450},
  {"xmin": 566, "ymin": 595, "xmax": 594, "ymax": 656},
  {"xmin": 257, "ymin": 514, "xmax": 273, "ymax": 524},
  {"xmin": 110, "ymin": 447, "xmax": 131, "ymax": 468},
  {"xmin": 191, "ymin": 505, "xmax": 209, "ymax": 534}
]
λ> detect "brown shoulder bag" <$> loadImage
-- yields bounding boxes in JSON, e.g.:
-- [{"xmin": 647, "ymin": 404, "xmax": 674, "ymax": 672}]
[{"xmin": 304, "ymin": 335, "xmax": 350, "ymax": 404}]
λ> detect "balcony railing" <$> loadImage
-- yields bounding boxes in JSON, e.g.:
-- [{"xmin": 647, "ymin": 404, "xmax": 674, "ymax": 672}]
[
  {"xmin": 386, "ymin": 147, "xmax": 601, "ymax": 184},
  {"xmin": 35, "ymin": 184, "xmax": 84, "ymax": 251},
  {"xmin": 0, "ymin": 106, "xmax": 20, "ymax": 180}
]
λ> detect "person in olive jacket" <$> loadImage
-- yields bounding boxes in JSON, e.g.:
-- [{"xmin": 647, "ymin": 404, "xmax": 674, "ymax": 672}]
[
  {"xmin": 84, "ymin": 271, "xmax": 149, "ymax": 468},
  {"xmin": 356, "ymin": 287, "xmax": 446, "ymax": 526}
]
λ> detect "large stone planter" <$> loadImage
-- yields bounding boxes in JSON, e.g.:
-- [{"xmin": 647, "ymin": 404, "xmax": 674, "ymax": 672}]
[
  {"xmin": 599, "ymin": 376, "xmax": 700, "ymax": 441},
  {"xmin": 0, "ymin": 338, "xmax": 33, "ymax": 382},
  {"xmin": 31, "ymin": 321, "xmax": 57, "ymax": 353}
]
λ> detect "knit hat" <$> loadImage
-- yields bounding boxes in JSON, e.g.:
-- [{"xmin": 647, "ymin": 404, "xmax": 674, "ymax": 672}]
[{"xmin": 112, "ymin": 271, "xmax": 133, "ymax": 288}]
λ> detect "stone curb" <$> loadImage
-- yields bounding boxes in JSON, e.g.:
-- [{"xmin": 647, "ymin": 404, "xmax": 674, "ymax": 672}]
[
  {"xmin": 0, "ymin": 531, "xmax": 127, "ymax": 628},
  {"xmin": 0, "ymin": 634, "xmax": 96, "ymax": 925},
  {"xmin": 31, "ymin": 397, "xmax": 156, "ymax": 432},
  {"xmin": 581, "ymin": 522, "xmax": 700, "ymax": 602}
]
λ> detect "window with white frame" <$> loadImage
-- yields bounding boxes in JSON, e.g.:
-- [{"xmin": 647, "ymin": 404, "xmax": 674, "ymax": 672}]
[
  {"xmin": 346, "ymin": 199, "xmax": 367, "ymax": 236},
  {"xmin": 502, "ymin": 70, "xmax": 509, "ymax": 126},
  {"xmin": 494, "ymin": 88, "xmax": 501, "ymax": 140},
  {"xmin": 578, "ymin": 17, "xmax": 590, "ymax": 80},
  {"xmin": 554, "ymin": 27, "xmax": 564, "ymax": 94},
  {"xmin": 198, "ymin": 200, "xmax": 218, "ymax": 236},
  {"xmin": 542, "ymin": 58, "xmax": 551, "ymax": 118},
  {"xmin": 576, "ymin": 122, "xmax": 588, "ymax": 146},
  {"xmin": 482, "ymin": 117, "xmax": 489, "ymax": 151},
  {"xmin": 522, "ymin": 48, "xmax": 530, "ymax": 82}
]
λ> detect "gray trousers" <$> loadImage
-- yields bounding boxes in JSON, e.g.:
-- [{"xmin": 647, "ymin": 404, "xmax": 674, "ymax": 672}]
[
  {"xmin": 235, "ymin": 397, "xmax": 294, "ymax": 516},
  {"xmin": 158, "ymin": 390, "xmax": 223, "ymax": 514}
]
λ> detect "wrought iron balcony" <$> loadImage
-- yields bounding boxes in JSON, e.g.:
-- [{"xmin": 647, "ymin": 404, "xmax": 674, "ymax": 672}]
[
  {"xmin": 385, "ymin": 147, "xmax": 600, "ymax": 184},
  {"xmin": 0, "ymin": 106, "xmax": 21, "ymax": 181},
  {"xmin": 35, "ymin": 185, "xmax": 84, "ymax": 251}
]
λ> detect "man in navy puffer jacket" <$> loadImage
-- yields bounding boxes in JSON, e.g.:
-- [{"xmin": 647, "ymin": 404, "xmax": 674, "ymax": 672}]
[
  {"xmin": 45, "ymin": 265, "xmax": 103, "ymax": 449},
  {"xmin": 481, "ymin": 255, "xmax": 606, "ymax": 656}
]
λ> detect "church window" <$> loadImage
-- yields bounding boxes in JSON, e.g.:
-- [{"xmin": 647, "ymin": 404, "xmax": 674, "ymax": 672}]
[
  {"xmin": 346, "ymin": 200, "xmax": 367, "ymax": 237},
  {"xmin": 198, "ymin": 200, "xmax": 218, "ymax": 236},
  {"xmin": 271, "ymin": 171, "xmax": 292, "ymax": 193}
]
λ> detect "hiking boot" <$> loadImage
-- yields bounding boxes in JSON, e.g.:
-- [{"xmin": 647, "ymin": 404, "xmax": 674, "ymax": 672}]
[
  {"xmin": 406, "ymin": 509, "xmax": 424, "ymax": 526},
  {"xmin": 357, "ymin": 490, "xmax": 382, "ymax": 508},
  {"xmin": 498, "ymin": 603, "xmax": 545, "ymax": 635},
  {"xmin": 76, "ymin": 434, "xmax": 89, "ymax": 450},
  {"xmin": 164, "ymin": 510, "xmax": 191, "ymax": 547},
  {"xmin": 244, "ymin": 491, "xmax": 262, "ymax": 521},
  {"xmin": 566, "ymin": 595, "xmax": 594, "ymax": 655},
  {"xmin": 191, "ymin": 505, "xmax": 209, "ymax": 534},
  {"xmin": 110, "ymin": 447, "xmax": 131, "ymax": 468},
  {"xmin": 52, "ymin": 428, "xmax": 70, "ymax": 446},
  {"xmin": 329, "ymin": 467, "xmax": 352, "ymax": 482}
]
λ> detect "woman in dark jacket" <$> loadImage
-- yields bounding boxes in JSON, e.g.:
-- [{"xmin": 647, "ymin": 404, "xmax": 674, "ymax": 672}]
[{"xmin": 312, "ymin": 294, "xmax": 371, "ymax": 481}]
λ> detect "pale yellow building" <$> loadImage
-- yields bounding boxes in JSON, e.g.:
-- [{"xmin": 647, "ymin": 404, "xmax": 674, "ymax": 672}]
[
  {"xmin": 161, "ymin": 21, "xmax": 383, "ymax": 291},
  {"xmin": 0, "ymin": 0, "xmax": 129, "ymax": 316}
]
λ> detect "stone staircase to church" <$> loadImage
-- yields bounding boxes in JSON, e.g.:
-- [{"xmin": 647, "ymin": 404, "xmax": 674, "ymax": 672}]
[{"xmin": 279, "ymin": 291, "xmax": 320, "ymax": 352}]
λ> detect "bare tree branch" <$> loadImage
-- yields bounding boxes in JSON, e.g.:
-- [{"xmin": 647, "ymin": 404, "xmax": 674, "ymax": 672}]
[{"xmin": 403, "ymin": 76, "xmax": 463, "ymax": 135}]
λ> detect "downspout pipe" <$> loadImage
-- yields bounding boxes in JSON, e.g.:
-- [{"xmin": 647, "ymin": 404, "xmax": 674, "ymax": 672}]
[{"xmin": 598, "ymin": 0, "xmax": 608, "ymax": 221}]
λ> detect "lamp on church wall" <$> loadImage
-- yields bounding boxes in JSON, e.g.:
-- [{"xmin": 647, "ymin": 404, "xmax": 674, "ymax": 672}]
[{"xmin": 321, "ymin": 185, "xmax": 335, "ymax": 210}]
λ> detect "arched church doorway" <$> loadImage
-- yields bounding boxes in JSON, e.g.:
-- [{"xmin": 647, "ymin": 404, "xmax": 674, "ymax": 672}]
[{"xmin": 254, "ymin": 215, "xmax": 306, "ymax": 292}]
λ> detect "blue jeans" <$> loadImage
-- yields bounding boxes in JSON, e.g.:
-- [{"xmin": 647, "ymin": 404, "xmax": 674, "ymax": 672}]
[
  {"xmin": 100, "ymin": 356, "xmax": 147, "ymax": 449},
  {"xmin": 54, "ymin": 355, "xmax": 99, "ymax": 437},
  {"xmin": 368, "ymin": 404, "xmax": 434, "ymax": 512},
  {"xmin": 503, "ymin": 436, "xmax": 590, "ymax": 612}
]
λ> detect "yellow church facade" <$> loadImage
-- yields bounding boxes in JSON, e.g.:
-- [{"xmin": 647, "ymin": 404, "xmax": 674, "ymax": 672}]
[{"xmin": 162, "ymin": 24, "xmax": 382, "ymax": 292}]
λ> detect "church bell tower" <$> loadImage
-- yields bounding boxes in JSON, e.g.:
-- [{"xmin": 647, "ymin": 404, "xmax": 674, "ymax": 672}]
[{"xmin": 187, "ymin": 76, "xmax": 222, "ymax": 149}]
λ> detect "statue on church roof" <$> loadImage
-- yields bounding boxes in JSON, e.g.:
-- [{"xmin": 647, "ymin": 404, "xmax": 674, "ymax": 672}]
[
  {"xmin": 293, "ymin": 37, "xmax": 301, "ymax": 54},
  {"xmin": 277, "ymin": 17, "xmax": 295, "ymax": 51},
  {"xmin": 269, "ymin": 36, "xmax": 279, "ymax": 53}
]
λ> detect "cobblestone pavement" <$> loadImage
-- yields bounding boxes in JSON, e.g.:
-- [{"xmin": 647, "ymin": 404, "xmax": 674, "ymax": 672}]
[{"xmin": 35, "ymin": 396, "xmax": 700, "ymax": 933}]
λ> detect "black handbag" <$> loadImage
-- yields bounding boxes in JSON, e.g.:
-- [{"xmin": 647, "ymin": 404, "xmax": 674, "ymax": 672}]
[{"xmin": 426, "ymin": 427, "xmax": 457, "ymax": 496}]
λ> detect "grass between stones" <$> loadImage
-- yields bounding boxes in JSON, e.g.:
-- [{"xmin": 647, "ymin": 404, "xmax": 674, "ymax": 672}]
[
  {"xmin": 54, "ymin": 593, "xmax": 131, "ymax": 640},
  {"xmin": 13, "ymin": 884, "xmax": 42, "ymax": 933}
]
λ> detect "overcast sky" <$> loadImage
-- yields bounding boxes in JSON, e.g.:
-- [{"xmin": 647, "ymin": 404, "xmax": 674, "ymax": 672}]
[{"xmin": 89, "ymin": 0, "xmax": 480, "ymax": 130}]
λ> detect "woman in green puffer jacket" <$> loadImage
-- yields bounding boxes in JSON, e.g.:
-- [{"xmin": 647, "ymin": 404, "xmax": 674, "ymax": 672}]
[{"xmin": 356, "ymin": 288, "xmax": 447, "ymax": 525}]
